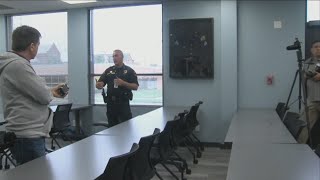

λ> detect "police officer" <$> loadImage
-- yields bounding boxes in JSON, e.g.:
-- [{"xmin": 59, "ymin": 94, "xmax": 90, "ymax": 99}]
[
  {"xmin": 96, "ymin": 49, "xmax": 139, "ymax": 127},
  {"xmin": 298, "ymin": 40, "xmax": 320, "ymax": 143}
]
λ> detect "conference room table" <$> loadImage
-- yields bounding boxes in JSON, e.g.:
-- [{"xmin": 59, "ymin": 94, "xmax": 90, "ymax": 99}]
[
  {"xmin": 225, "ymin": 109, "xmax": 320, "ymax": 180},
  {"xmin": 225, "ymin": 108, "xmax": 296, "ymax": 144},
  {"xmin": 95, "ymin": 106, "xmax": 187, "ymax": 137},
  {"xmin": 50, "ymin": 104, "xmax": 92, "ymax": 135},
  {"xmin": 227, "ymin": 143, "xmax": 320, "ymax": 180},
  {"xmin": 0, "ymin": 135, "xmax": 141, "ymax": 180},
  {"xmin": 0, "ymin": 106, "xmax": 188, "ymax": 180}
]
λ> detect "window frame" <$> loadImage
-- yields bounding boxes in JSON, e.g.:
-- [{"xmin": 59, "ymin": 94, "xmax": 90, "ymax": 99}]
[
  {"xmin": 88, "ymin": 4, "xmax": 163, "ymax": 106},
  {"xmin": 306, "ymin": 0, "xmax": 320, "ymax": 22},
  {"xmin": 7, "ymin": 11, "xmax": 70, "ymax": 105}
]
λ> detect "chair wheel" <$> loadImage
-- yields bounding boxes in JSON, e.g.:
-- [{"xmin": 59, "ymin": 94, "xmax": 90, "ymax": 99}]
[
  {"xmin": 5, "ymin": 165, "xmax": 10, "ymax": 169},
  {"xmin": 51, "ymin": 146, "xmax": 56, "ymax": 150},
  {"xmin": 186, "ymin": 169, "xmax": 191, "ymax": 174},
  {"xmin": 197, "ymin": 152, "xmax": 202, "ymax": 158},
  {"xmin": 193, "ymin": 159, "xmax": 198, "ymax": 164}
]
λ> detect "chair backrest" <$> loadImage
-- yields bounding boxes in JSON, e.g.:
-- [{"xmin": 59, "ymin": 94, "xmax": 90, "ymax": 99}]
[
  {"xmin": 315, "ymin": 145, "xmax": 320, "ymax": 158},
  {"xmin": 0, "ymin": 120, "xmax": 8, "ymax": 126},
  {"xmin": 171, "ymin": 114, "xmax": 189, "ymax": 146},
  {"xmin": 52, "ymin": 103, "xmax": 72, "ymax": 131},
  {"xmin": 185, "ymin": 104, "xmax": 200, "ymax": 128},
  {"xmin": 0, "ymin": 131, "xmax": 16, "ymax": 151},
  {"xmin": 283, "ymin": 112, "xmax": 306, "ymax": 139},
  {"xmin": 276, "ymin": 102, "xmax": 286, "ymax": 120},
  {"xmin": 96, "ymin": 143, "xmax": 139, "ymax": 180},
  {"xmin": 157, "ymin": 120, "xmax": 178, "ymax": 160},
  {"xmin": 129, "ymin": 128, "xmax": 160, "ymax": 180}
]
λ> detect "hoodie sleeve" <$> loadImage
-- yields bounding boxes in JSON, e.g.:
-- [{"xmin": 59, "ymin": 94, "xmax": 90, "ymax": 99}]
[{"xmin": 5, "ymin": 61, "xmax": 52, "ymax": 105}]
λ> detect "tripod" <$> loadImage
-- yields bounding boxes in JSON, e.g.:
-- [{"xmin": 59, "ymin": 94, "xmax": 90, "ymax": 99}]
[
  {"xmin": 284, "ymin": 49, "xmax": 303, "ymax": 113},
  {"xmin": 284, "ymin": 38, "xmax": 312, "ymax": 145}
]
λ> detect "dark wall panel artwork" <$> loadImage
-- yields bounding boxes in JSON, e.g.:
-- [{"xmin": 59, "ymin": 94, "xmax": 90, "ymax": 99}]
[{"xmin": 169, "ymin": 18, "xmax": 214, "ymax": 79}]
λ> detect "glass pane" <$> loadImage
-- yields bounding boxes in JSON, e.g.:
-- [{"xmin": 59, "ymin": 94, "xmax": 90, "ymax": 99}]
[
  {"xmin": 307, "ymin": 0, "xmax": 320, "ymax": 22},
  {"xmin": 92, "ymin": 75, "xmax": 162, "ymax": 106},
  {"xmin": 91, "ymin": 5, "xmax": 162, "ymax": 74},
  {"xmin": 12, "ymin": 12, "xmax": 68, "ymax": 104}
]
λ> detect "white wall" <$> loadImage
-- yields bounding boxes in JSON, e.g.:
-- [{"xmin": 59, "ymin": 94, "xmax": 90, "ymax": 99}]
[
  {"xmin": 67, "ymin": 9, "xmax": 93, "ymax": 134},
  {"xmin": 163, "ymin": 0, "xmax": 305, "ymax": 142},
  {"xmin": 220, "ymin": 0, "xmax": 238, "ymax": 141},
  {"xmin": 163, "ymin": 1, "xmax": 224, "ymax": 142},
  {"xmin": 238, "ymin": 0, "xmax": 305, "ymax": 110},
  {"xmin": 68, "ymin": 9, "xmax": 90, "ymax": 105}
]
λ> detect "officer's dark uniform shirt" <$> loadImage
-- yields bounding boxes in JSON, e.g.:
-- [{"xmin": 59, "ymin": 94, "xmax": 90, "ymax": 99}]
[{"xmin": 98, "ymin": 64, "xmax": 138, "ymax": 101}]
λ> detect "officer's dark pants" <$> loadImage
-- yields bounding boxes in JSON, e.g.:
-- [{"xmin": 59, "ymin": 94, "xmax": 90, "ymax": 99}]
[{"xmin": 106, "ymin": 100, "xmax": 132, "ymax": 127}]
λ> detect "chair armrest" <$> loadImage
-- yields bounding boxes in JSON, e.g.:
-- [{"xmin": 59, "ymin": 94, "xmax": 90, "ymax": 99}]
[
  {"xmin": 92, "ymin": 122, "xmax": 109, "ymax": 128},
  {"xmin": 0, "ymin": 121, "xmax": 8, "ymax": 126},
  {"xmin": 178, "ymin": 110, "xmax": 188, "ymax": 117}
]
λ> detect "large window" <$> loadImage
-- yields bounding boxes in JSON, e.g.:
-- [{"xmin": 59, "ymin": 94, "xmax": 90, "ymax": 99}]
[
  {"xmin": 11, "ymin": 12, "xmax": 68, "ymax": 104},
  {"xmin": 90, "ymin": 4, "xmax": 163, "ymax": 105},
  {"xmin": 307, "ymin": 0, "xmax": 320, "ymax": 22}
]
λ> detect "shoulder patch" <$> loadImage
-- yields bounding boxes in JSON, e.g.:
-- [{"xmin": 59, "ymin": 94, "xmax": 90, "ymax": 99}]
[{"xmin": 105, "ymin": 66, "xmax": 116, "ymax": 75}]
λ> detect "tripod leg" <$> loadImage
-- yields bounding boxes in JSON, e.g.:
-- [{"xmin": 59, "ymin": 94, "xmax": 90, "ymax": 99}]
[
  {"xmin": 298, "ymin": 67, "xmax": 302, "ymax": 112},
  {"xmin": 284, "ymin": 70, "xmax": 299, "ymax": 120},
  {"xmin": 300, "ymin": 68, "xmax": 313, "ymax": 146}
]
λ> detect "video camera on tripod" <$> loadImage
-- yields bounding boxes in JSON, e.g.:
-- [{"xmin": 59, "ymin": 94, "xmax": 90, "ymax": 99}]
[
  {"xmin": 286, "ymin": 38, "xmax": 302, "ymax": 51},
  {"xmin": 282, "ymin": 38, "xmax": 313, "ymax": 145}
]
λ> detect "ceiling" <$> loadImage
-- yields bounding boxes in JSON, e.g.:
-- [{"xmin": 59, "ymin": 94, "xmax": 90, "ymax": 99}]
[{"xmin": 0, "ymin": 0, "xmax": 161, "ymax": 15}]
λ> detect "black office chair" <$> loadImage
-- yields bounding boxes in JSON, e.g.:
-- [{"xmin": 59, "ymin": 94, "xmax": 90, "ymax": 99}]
[
  {"xmin": 188, "ymin": 101, "xmax": 204, "ymax": 148},
  {"xmin": 150, "ymin": 120, "xmax": 187, "ymax": 180},
  {"xmin": 172, "ymin": 112, "xmax": 199, "ymax": 166},
  {"xmin": 128, "ymin": 128, "xmax": 160, "ymax": 180},
  {"xmin": 276, "ymin": 102, "xmax": 287, "ymax": 120},
  {"xmin": 0, "ymin": 121, "xmax": 16, "ymax": 170},
  {"xmin": 309, "ymin": 117, "xmax": 320, "ymax": 148},
  {"xmin": 92, "ymin": 122, "xmax": 109, "ymax": 129},
  {"xmin": 96, "ymin": 143, "xmax": 139, "ymax": 180},
  {"xmin": 0, "ymin": 121, "xmax": 8, "ymax": 126},
  {"xmin": 283, "ymin": 112, "xmax": 306, "ymax": 140},
  {"xmin": 49, "ymin": 103, "xmax": 73, "ymax": 150},
  {"xmin": 315, "ymin": 144, "xmax": 320, "ymax": 158},
  {"xmin": 181, "ymin": 101, "xmax": 204, "ymax": 159},
  {"xmin": 165, "ymin": 115, "xmax": 193, "ymax": 175},
  {"xmin": 92, "ymin": 89, "xmax": 110, "ymax": 128}
]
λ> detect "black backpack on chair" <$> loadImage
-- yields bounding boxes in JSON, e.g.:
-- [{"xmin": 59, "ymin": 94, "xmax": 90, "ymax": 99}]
[
  {"xmin": 0, "ymin": 130, "xmax": 16, "ymax": 150},
  {"xmin": 0, "ymin": 131, "xmax": 17, "ymax": 169}
]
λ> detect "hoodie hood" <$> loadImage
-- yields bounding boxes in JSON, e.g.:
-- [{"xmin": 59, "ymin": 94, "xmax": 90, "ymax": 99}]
[{"xmin": 0, "ymin": 52, "xmax": 20, "ymax": 76}]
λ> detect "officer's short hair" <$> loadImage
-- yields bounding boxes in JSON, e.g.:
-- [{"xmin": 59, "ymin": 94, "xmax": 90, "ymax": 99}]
[
  {"xmin": 113, "ymin": 49, "xmax": 124, "ymax": 58},
  {"xmin": 311, "ymin": 40, "xmax": 320, "ymax": 48},
  {"xmin": 12, "ymin": 25, "xmax": 41, "ymax": 52}
]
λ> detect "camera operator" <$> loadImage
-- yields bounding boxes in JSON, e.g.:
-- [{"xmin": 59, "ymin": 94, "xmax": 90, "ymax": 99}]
[
  {"xmin": 0, "ymin": 26, "xmax": 67, "ymax": 165},
  {"xmin": 298, "ymin": 40, "xmax": 320, "ymax": 143}
]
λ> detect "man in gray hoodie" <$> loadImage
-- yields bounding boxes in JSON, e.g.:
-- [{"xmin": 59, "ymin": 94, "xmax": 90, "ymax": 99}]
[{"xmin": 0, "ymin": 26, "xmax": 66, "ymax": 165}]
